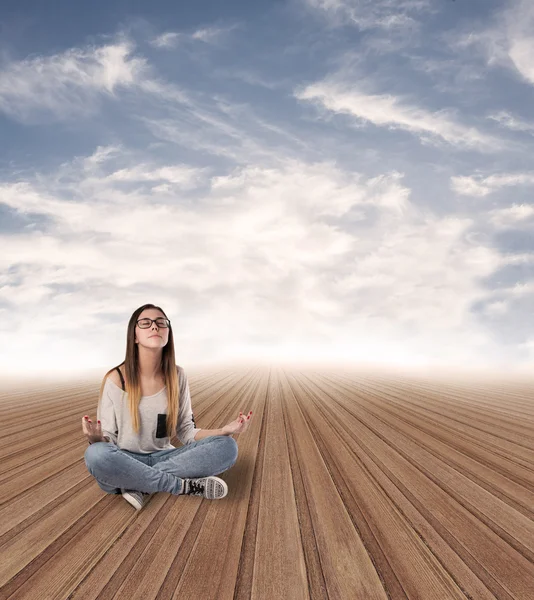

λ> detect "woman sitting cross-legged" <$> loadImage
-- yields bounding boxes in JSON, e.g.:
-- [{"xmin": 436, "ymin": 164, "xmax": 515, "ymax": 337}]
[{"xmin": 82, "ymin": 302, "xmax": 253, "ymax": 511}]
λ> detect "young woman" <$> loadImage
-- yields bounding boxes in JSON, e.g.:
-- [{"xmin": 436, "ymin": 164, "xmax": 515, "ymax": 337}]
[{"xmin": 82, "ymin": 303, "xmax": 253, "ymax": 510}]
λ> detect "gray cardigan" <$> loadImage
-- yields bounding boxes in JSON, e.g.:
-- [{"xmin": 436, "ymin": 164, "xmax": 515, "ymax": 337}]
[{"xmin": 96, "ymin": 365, "xmax": 201, "ymax": 453}]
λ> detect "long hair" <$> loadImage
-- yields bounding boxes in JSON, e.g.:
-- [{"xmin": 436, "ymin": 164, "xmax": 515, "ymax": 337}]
[{"xmin": 96, "ymin": 303, "xmax": 181, "ymax": 438}]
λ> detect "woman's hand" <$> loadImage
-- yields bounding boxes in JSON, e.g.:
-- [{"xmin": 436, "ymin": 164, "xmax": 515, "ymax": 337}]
[
  {"xmin": 221, "ymin": 411, "xmax": 253, "ymax": 436},
  {"xmin": 82, "ymin": 415, "xmax": 105, "ymax": 444}
]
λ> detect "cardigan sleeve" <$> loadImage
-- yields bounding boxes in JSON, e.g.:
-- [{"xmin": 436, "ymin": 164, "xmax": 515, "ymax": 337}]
[
  {"xmin": 176, "ymin": 366, "xmax": 202, "ymax": 445},
  {"xmin": 96, "ymin": 379, "xmax": 119, "ymax": 445}
]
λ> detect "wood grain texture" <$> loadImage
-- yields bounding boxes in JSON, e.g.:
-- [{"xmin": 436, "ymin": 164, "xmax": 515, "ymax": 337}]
[{"xmin": 0, "ymin": 366, "xmax": 533, "ymax": 599}]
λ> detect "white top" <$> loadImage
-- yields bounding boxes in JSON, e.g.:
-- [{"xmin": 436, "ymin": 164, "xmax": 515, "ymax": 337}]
[{"xmin": 96, "ymin": 365, "xmax": 202, "ymax": 453}]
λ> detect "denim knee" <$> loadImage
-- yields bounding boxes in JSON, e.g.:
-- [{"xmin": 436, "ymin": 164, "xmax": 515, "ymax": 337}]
[
  {"xmin": 218, "ymin": 435, "xmax": 238, "ymax": 466},
  {"xmin": 84, "ymin": 441, "xmax": 112, "ymax": 471}
]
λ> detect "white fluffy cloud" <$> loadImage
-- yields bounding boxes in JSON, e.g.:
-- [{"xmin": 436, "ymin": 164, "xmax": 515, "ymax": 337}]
[
  {"xmin": 0, "ymin": 144, "xmax": 509, "ymax": 373},
  {"xmin": 506, "ymin": 0, "xmax": 534, "ymax": 85},
  {"xmin": 295, "ymin": 81, "xmax": 500, "ymax": 150},
  {"xmin": 488, "ymin": 204, "xmax": 534, "ymax": 228},
  {"xmin": 0, "ymin": 41, "xmax": 148, "ymax": 122},
  {"xmin": 451, "ymin": 172, "xmax": 534, "ymax": 197},
  {"xmin": 450, "ymin": 0, "xmax": 534, "ymax": 88}
]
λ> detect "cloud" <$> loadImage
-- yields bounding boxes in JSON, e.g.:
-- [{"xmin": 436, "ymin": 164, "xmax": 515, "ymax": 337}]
[
  {"xmin": 0, "ymin": 142, "xmax": 517, "ymax": 372},
  {"xmin": 505, "ymin": 0, "xmax": 534, "ymax": 85},
  {"xmin": 136, "ymin": 90, "xmax": 313, "ymax": 165},
  {"xmin": 81, "ymin": 145, "xmax": 123, "ymax": 169},
  {"xmin": 302, "ymin": 0, "xmax": 432, "ymax": 30},
  {"xmin": 488, "ymin": 204, "xmax": 534, "ymax": 228},
  {"xmin": 487, "ymin": 110, "xmax": 534, "ymax": 134},
  {"xmin": 104, "ymin": 164, "xmax": 207, "ymax": 188},
  {"xmin": 0, "ymin": 35, "xmax": 224, "ymax": 125},
  {"xmin": 150, "ymin": 24, "xmax": 239, "ymax": 49},
  {"xmin": 451, "ymin": 172, "xmax": 534, "ymax": 197},
  {"xmin": 295, "ymin": 81, "xmax": 500, "ymax": 151},
  {"xmin": 212, "ymin": 68, "xmax": 287, "ymax": 90},
  {"xmin": 0, "ymin": 40, "xmax": 148, "ymax": 123},
  {"xmin": 150, "ymin": 32, "xmax": 181, "ymax": 49},
  {"xmin": 191, "ymin": 24, "xmax": 239, "ymax": 43},
  {"xmin": 449, "ymin": 0, "xmax": 534, "ymax": 88},
  {"xmin": 1, "ymin": 18, "xmax": 530, "ymax": 373}
]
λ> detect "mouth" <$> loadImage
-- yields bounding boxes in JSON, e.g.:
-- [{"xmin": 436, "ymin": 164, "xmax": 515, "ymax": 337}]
[{"xmin": 149, "ymin": 334, "xmax": 162, "ymax": 338}]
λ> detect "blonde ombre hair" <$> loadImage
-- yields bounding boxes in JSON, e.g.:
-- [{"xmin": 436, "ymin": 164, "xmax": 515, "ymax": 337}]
[{"xmin": 96, "ymin": 303, "xmax": 181, "ymax": 437}]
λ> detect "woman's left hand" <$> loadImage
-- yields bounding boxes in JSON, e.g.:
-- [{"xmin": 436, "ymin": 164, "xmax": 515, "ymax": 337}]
[{"xmin": 221, "ymin": 411, "xmax": 253, "ymax": 435}]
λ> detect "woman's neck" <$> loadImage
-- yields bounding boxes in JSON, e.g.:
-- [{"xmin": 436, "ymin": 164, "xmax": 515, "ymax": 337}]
[{"xmin": 137, "ymin": 348, "xmax": 164, "ymax": 381}]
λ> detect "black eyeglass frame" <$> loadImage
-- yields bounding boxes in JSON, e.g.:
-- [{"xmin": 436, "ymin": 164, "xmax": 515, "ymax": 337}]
[{"xmin": 136, "ymin": 318, "xmax": 171, "ymax": 328}]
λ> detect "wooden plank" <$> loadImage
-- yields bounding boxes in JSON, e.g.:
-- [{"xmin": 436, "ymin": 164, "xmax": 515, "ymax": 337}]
[
  {"xmin": 279, "ymin": 368, "xmax": 389, "ymax": 598},
  {"xmin": 249, "ymin": 368, "xmax": 309, "ymax": 600}
]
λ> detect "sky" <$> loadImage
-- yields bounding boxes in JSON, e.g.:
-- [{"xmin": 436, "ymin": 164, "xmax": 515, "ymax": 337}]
[{"xmin": 1, "ymin": 0, "xmax": 533, "ymax": 378}]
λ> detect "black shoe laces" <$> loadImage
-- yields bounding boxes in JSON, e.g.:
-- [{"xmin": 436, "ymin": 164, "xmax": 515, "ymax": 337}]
[{"xmin": 188, "ymin": 480, "xmax": 204, "ymax": 495}]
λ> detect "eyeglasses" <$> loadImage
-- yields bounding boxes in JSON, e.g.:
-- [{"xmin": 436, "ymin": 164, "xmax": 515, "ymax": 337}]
[{"xmin": 136, "ymin": 318, "xmax": 170, "ymax": 329}]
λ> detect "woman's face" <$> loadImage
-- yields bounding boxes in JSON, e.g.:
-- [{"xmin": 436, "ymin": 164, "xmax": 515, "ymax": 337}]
[{"xmin": 135, "ymin": 309, "xmax": 170, "ymax": 348}]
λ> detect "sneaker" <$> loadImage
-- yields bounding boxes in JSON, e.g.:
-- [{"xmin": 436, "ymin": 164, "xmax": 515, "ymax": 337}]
[
  {"xmin": 181, "ymin": 476, "xmax": 228, "ymax": 499},
  {"xmin": 121, "ymin": 488, "xmax": 153, "ymax": 510}
]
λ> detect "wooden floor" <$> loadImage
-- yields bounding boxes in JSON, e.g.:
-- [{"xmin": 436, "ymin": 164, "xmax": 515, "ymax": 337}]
[{"xmin": 1, "ymin": 366, "xmax": 534, "ymax": 599}]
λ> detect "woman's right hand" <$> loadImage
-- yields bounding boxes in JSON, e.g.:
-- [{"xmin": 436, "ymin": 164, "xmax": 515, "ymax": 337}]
[{"xmin": 82, "ymin": 415, "xmax": 104, "ymax": 444}]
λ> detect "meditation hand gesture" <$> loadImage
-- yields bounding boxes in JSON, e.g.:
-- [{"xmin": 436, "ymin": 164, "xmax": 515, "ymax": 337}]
[
  {"xmin": 221, "ymin": 411, "xmax": 253, "ymax": 436},
  {"xmin": 81, "ymin": 415, "xmax": 105, "ymax": 444}
]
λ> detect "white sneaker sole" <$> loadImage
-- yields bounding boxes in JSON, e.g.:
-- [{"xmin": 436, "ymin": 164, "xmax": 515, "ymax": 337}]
[{"xmin": 121, "ymin": 490, "xmax": 151, "ymax": 510}]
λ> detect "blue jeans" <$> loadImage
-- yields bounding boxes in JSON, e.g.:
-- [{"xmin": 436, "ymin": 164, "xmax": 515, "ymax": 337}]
[{"xmin": 84, "ymin": 435, "xmax": 238, "ymax": 495}]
